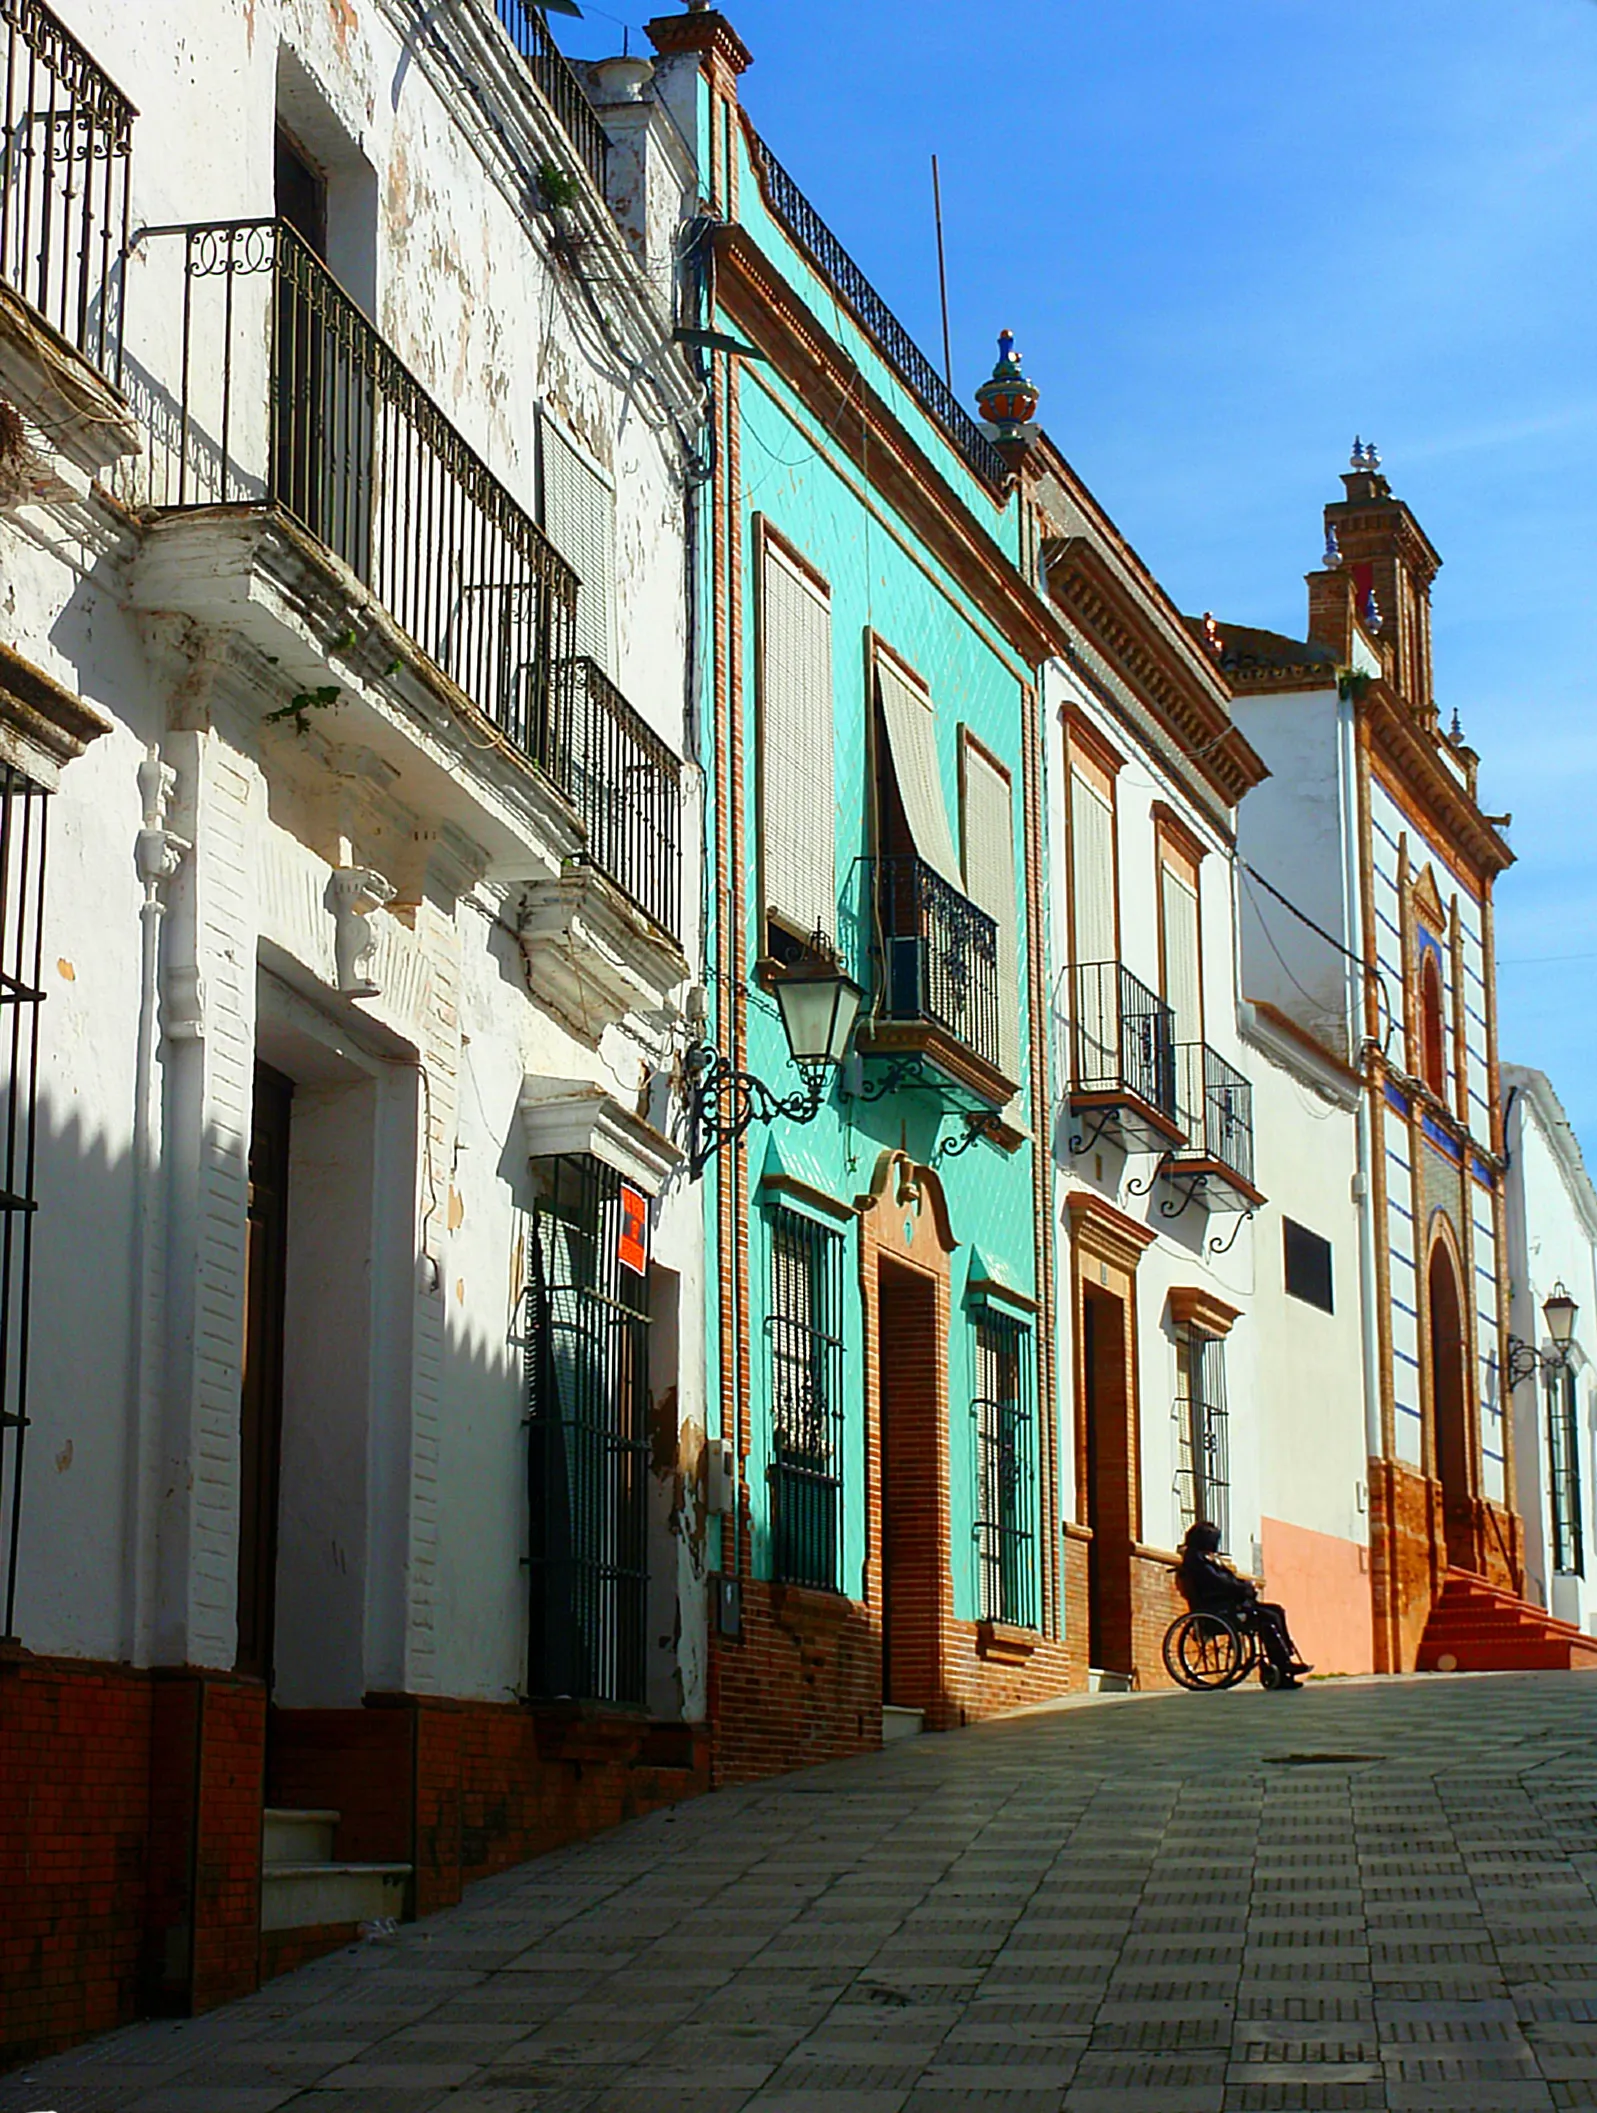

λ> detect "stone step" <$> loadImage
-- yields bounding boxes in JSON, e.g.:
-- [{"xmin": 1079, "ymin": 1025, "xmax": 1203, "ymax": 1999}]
[
  {"xmin": 263, "ymin": 1807, "xmax": 340, "ymax": 1868},
  {"xmin": 882, "ymin": 1705, "xmax": 925, "ymax": 1742},
  {"xmin": 260, "ymin": 1861, "xmax": 411, "ymax": 1934},
  {"xmin": 1088, "ymin": 1668, "xmax": 1135, "ymax": 1694},
  {"xmin": 1419, "ymin": 1568, "xmax": 1597, "ymax": 1672}
]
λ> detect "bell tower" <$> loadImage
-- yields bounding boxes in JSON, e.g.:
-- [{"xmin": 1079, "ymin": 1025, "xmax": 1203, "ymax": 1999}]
[{"xmin": 1317, "ymin": 439, "xmax": 1442, "ymax": 718}]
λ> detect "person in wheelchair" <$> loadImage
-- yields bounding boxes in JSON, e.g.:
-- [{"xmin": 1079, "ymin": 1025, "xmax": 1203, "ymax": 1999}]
[{"xmin": 1176, "ymin": 1521, "xmax": 1311, "ymax": 1689}]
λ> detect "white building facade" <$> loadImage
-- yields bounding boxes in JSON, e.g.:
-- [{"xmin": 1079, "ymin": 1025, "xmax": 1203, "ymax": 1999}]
[
  {"xmin": 0, "ymin": 0, "xmax": 706, "ymax": 2055},
  {"xmin": 1502, "ymin": 1066, "xmax": 1597, "ymax": 1631},
  {"xmin": 1033, "ymin": 442, "xmax": 1369, "ymax": 1685}
]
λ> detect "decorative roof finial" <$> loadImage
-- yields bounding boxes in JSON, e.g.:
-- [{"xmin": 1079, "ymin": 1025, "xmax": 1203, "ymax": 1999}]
[
  {"xmin": 1201, "ymin": 612, "xmax": 1223, "ymax": 661},
  {"xmin": 1361, "ymin": 583, "xmax": 1382, "ymax": 632},
  {"xmin": 974, "ymin": 329, "xmax": 1039, "ymax": 445},
  {"xmin": 1322, "ymin": 521, "xmax": 1342, "ymax": 569},
  {"xmin": 1365, "ymin": 439, "xmax": 1381, "ymax": 470},
  {"xmin": 1449, "ymin": 706, "xmax": 1464, "ymax": 744},
  {"xmin": 1351, "ymin": 435, "xmax": 1366, "ymax": 469}
]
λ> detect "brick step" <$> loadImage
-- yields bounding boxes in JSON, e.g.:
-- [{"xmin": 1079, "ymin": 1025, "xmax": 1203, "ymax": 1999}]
[
  {"xmin": 260, "ymin": 1861, "xmax": 410, "ymax": 1934},
  {"xmin": 1419, "ymin": 1568, "xmax": 1597, "ymax": 1673},
  {"xmin": 263, "ymin": 1807, "xmax": 339, "ymax": 1866}
]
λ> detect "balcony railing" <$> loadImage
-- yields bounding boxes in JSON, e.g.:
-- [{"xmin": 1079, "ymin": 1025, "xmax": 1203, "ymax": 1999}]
[
  {"xmin": 149, "ymin": 219, "xmax": 578, "ymax": 774},
  {"xmin": 1173, "ymin": 1042, "xmax": 1256, "ymax": 1192},
  {"xmin": 492, "ymin": 0, "xmax": 609, "ymax": 194},
  {"xmin": 877, "ymin": 855, "xmax": 1001, "ymax": 1072},
  {"xmin": 1, "ymin": 0, "xmax": 133, "ymax": 380},
  {"xmin": 1066, "ymin": 961, "xmax": 1178, "ymax": 1122},
  {"xmin": 747, "ymin": 129, "xmax": 1008, "ymax": 493},
  {"xmin": 566, "ymin": 656, "xmax": 681, "ymax": 941}
]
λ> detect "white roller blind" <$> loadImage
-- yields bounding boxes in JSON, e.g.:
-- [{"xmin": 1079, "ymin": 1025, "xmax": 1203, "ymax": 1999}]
[
  {"xmin": 1161, "ymin": 863, "xmax": 1202, "ymax": 1044},
  {"xmin": 758, "ymin": 540, "xmax": 834, "ymax": 937},
  {"xmin": 1069, "ymin": 770, "xmax": 1116, "ymax": 965},
  {"xmin": 540, "ymin": 417, "xmax": 615, "ymax": 674},
  {"xmin": 875, "ymin": 660, "xmax": 962, "ymax": 889},
  {"xmin": 961, "ymin": 739, "xmax": 1020, "ymax": 1084}
]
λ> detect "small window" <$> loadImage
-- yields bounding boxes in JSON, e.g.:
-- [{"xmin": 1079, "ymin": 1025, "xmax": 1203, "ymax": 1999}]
[
  {"xmin": 1419, "ymin": 948, "xmax": 1447, "ymax": 1097},
  {"xmin": 1175, "ymin": 1327, "xmax": 1230, "ymax": 1555},
  {"xmin": 1283, "ymin": 1218, "xmax": 1334, "ymax": 1314},
  {"xmin": 972, "ymin": 1308, "xmax": 1036, "ymax": 1627},
  {"xmin": 767, "ymin": 1207, "xmax": 845, "ymax": 1591},
  {"xmin": 757, "ymin": 536, "xmax": 834, "ymax": 947}
]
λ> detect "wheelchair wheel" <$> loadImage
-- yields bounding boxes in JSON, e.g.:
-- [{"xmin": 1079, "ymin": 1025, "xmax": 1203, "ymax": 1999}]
[{"xmin": 1164, "ymin": 1610, "xmax": 1252, "ymax": 1691}]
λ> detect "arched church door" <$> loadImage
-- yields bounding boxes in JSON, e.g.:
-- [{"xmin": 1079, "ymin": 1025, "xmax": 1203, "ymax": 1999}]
[{"xmin": 1428, "ymin": 1240, "xmax": 1475, "ymax": 1572}]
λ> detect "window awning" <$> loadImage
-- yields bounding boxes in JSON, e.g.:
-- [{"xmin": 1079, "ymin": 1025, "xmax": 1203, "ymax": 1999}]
[{"xmin": 875, "ymin": 659, "xmax": 962, "ymax": 891}]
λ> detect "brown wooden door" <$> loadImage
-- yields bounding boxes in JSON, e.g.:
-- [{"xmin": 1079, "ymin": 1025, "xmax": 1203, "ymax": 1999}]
[
  {"xmin": 237, "ymin": 1063, "xmax": 292, "ymax": 1682},
  {"xmin": 1083, "ymin": 1285, "xmax": 1134, "ymax": 1675},
  {"xmin": 877, "ymin": 1260, "xmax": 941, "ymax": 1710}
]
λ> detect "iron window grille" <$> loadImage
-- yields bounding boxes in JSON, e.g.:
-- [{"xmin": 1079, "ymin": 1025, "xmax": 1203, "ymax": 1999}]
[
  {"xmin": 1174, "ymin": 1325, "xmax": 1231, "ymax": 1557},
  {"xmin": 1547, "ymin": 1364, "xmax": 1583, "ymax": 1579},
  {"xmin": 0, "ymin": 765, "xmax": 48, "ymax": 1640},
  {"xmin": 525, "ymin": 1154, "xmax": 650, "ymax": 1707},
  {"xmin": 971, "ymin": 1306, "xmax": 1036, "ymax": 1628},
  {"xmin": 766, "ymin": 1206, "xmax": 845, "ymax": 1593},
  {"xmin": 0, "ymin": 0, "xmax": 133, "ymax": 382}
]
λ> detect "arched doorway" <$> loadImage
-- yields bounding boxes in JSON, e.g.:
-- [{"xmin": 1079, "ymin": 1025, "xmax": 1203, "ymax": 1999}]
[{"xmin": 1427, "ymin": 1239, "xmax": 1475, "ymax": 1571}]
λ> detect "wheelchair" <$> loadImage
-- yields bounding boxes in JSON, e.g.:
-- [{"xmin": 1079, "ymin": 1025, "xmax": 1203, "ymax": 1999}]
[{"xmin": 1162, "ymin": 1600, "xmax": 1290, "ymax": 1691}]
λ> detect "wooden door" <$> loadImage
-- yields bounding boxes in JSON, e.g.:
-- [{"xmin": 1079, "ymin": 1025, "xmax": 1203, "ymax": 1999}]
[{"xmin": 237, "ymin": 1063, "xmax": 292, "ymax": 1682}]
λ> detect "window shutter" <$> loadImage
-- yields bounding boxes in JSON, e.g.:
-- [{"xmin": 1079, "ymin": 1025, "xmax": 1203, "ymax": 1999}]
[
  {"xmin": 1069, "ymin": 769, "xmax": 1116, "ymax": 966},
  {"xmin": 961, "ymin": 738, "xmax": 1020, "ymax": 1084},
  {"xmin": 875, "ymin": 658, "xmax": 962, "ymax": 890},
  {"xmin": 758, "ymin": 540, "xmax": 834, "ymax": 938},
  {"xmin": 1161, "ymin": 863, "xmax": 1202, "ymax": 1045},
  {"xmin": 540, "ymin": 418, "xmax": 615, "ymax": 674}
]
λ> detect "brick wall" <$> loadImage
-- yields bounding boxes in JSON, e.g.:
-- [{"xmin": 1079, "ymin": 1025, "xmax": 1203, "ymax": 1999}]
[
  {"xmin": 1, "ymin": 1657, "xmax": 265, "ymax": 2069},
  {"xmin": 710, "ymin": 1584, "xmax": 880, "ymax": 1786},
  {"xmin": 269, "ymin": 1696, "xmax": 709, "ymax": 1924},
  {"xmin": 0, "ymin": 1655, "xmax": 151, "ymax": 2065},
  {"xmin": 1369, "ymin": 1455, "xmax": 1443, "ymax": 1671},
  {"xmin": 878, "ymin": 1263, "xmax": 947, "ymax": 1722}
]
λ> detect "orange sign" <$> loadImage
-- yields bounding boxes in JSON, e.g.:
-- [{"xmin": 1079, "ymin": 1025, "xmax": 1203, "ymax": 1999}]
[{"xmin": 618, "ymin": 1183, "xmax": 648, "ymax": 1275}]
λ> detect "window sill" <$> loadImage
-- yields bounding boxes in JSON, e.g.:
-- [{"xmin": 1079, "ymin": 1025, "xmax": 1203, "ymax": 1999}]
[{"xmin": 976, "ymin": 1619, "xmax": 1037, "ymax": 1665}]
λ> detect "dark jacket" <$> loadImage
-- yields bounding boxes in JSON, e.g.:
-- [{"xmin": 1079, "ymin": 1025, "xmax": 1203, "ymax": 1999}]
[{"xmin": 1176, "ymin": 1547, "xmax": 1255, "ymax": 1611}]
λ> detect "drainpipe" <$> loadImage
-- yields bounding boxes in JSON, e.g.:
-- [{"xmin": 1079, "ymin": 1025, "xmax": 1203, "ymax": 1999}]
[{"xmin": 124, "ymin": 746, "xmax": 189, "ymax": 1662}]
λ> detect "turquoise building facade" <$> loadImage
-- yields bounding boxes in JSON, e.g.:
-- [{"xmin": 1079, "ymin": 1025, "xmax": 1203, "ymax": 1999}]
[{"xmin": 650, "ymin": 6, "xmax": 1073, "ymax": 1775}]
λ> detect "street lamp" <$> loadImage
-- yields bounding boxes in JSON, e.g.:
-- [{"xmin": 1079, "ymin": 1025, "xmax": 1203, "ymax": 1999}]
[
  {"xmin": 686, "ymin": 933, "xmax": 862, "ymax": 1180},
  {"xmin": 1506, "ymin": 1281, "xmax": 1581, "ymax": 1388}
]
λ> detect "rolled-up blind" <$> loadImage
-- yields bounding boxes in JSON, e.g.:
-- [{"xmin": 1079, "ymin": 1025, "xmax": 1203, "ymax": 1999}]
[
  {"xmin": 541, "ymin": 416, "xmax": 615, "ymax": 675},
  {"xmin": 758, "ymin": 539, "xmax": 834, "ymax": 938},
  {"xmin": 1069, "ymin": 769, "xmax": 1116, "ymax": 967},
  {"xmin": 961, "ymin": 737, "xmax": 1020, "ymax": 1084},
  {"xmin": 875, "ymin": 658, "xmax": 961, "ymax": 890}
]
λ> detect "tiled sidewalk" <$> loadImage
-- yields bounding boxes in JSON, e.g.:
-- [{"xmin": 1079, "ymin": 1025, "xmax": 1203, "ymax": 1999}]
[{"xmin": 10, "ymin": 1671, "xmax": 1597, "ymax": 2112}]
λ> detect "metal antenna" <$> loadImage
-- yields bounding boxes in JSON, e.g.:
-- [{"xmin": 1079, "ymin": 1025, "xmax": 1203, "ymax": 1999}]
[{"xmin": 932, "ymin": 154, "xmax": 953, "ymax": 391}]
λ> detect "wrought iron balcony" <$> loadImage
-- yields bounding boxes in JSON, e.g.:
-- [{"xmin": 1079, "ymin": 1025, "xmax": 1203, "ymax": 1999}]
[
  {"xmin": 148, "ymin": 218, "xmax": 578, "ymax": 779},
  {"xmin": 747, "ymin": 129, "xmax": 1008, "ymax": 493},
  {"xmin": 874, "ymin": 855, "xmax": 1002, "ymax": 1077},
  {"xmin": 1170, "ymin": 1041, "xmax": 1258, "ymax": 1206},
  {"xmin": 0, "ymin": 0, "xmax": 134, "ymax": 381},
  {"xmin": 566, "ymin": 656, "xmax": 681, "ymax": 941},
  {"xmin": 1063, "ymin": 961, "xmax": 1181, "ymax": 1155},
  {"xmin": 491, "ymin": 0, "xmax": 609, "ymax": 195}
]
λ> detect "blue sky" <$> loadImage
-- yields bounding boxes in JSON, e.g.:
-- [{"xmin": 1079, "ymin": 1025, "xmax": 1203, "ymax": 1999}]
[{"xmin": 565, "ymin": 0, "xmax": 1597, "ymax": 1154}]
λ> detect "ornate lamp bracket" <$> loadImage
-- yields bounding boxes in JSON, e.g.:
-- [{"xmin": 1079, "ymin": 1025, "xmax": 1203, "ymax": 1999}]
[
  {"xmin": 1506, "ymin": 1335, "xmax": 1565, "ymax": 1389},
  {"xmin": 685, "ymin": 1047, "xmax": 823, "ymax": 1182}
]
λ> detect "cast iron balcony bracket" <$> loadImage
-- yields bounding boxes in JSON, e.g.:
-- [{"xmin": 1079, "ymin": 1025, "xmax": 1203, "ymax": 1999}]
[
  {"xmin": 841, "ymin": 1053, "xmax": 922, "ymax": 1106},
  {"xmin": 685, "ymin": 1046, "xmax": 824, "ymax": 1183},
  {"xmin": 933, "ymin": 1111, "xmax": 1007, "ymax": 1164}
]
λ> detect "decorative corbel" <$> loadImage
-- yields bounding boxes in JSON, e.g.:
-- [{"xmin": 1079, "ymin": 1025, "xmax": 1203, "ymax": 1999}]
[
  {"xmin": 329, "ymin": 865, "xmax": 396, "ymax": 996},
  {"xmin": 135, "ymin": 746, "xmax": 202, "ymax": 1039}
]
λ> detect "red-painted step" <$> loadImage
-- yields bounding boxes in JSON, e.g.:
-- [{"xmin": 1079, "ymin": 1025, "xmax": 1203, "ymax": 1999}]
[{"xmin": 1418, "ymin": 1568, "xmax": 1597, "ymax": 1672}]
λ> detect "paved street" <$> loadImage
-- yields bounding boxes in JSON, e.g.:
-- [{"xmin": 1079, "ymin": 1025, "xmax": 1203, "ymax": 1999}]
[{"xmin": 13, "ymin": 1672, "xmax": 1597, "ymax": 2112}]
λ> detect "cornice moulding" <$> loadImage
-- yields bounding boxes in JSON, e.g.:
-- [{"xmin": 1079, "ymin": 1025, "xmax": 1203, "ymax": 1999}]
[{"xmin": 518, "ymin": 1075, "xmax": 682, "ymax": 1195}]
